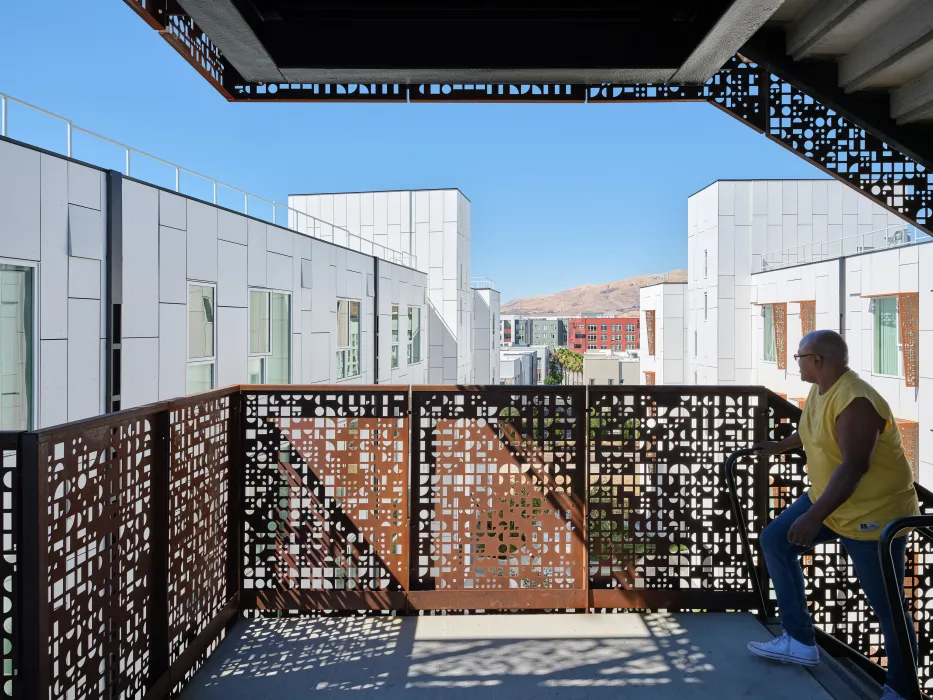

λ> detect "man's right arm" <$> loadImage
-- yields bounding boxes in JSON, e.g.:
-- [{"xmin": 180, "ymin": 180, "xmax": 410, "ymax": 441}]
[{"xmin": 753, "ymin": 432, "xmax": 802, "ymax": 456}]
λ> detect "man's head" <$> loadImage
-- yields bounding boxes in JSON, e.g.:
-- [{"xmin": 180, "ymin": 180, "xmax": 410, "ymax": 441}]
[{"xmin": 796, "ymin": 330, "xmax": 849, "ymax": 383}]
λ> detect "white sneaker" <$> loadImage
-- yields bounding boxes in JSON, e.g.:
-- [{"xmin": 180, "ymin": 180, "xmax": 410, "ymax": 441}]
[
  {"xmin": 747, "ymin": 631, "xmax": 820, "ymax": 667},
  {"xmin": 880, "ymin": 686, "xmax": 905, "ymax": 700}
]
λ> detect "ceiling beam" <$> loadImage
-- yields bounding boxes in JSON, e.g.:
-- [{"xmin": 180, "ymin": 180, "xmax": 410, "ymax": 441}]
[
  {"xmin": 669, "ymin": 0, "xmax": 786, "ymax": 85},
  {"xmin": 891, "ymin": 70, "xmax": 933, "ymax": 124},
  {"xmin": 786, "ymin": 0, "xmax": 868, "ymax": 59},
  {"xmin": 838, "ymin": 0, "xmax": 933, "ymax": 92},
  {"xmin": 177, "ymin": 0, "xmax": 283, "ymax": 82}
]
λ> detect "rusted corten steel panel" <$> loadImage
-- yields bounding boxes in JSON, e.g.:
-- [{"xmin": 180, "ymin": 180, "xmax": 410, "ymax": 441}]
[
  {"xmin": 38, "ymin": 413, "xmax": 157, "ymax": 699},
  {"xmin": 799, "ymin": 300, "xmax": 816, "ymax": 337},
  {"xmin": 410, "ymin": 388, "xmax": 587, "ymax": 608},
  {"xmin": 587, "ymin": 388, "xmax": 767, "ymax": 610},
  {"xmin": 898, "ymin": 293, "xmax": 919, "ymax": 388},
  {"xmin": 242, "ymin": 390, "xmax": 410, "ymax": 611},
  {"xmin": 773, "ymin": 303, "xmax": 788, "ymax": 370},
  {"xmin": 645, "ymin": 310, "xmax": 656, "ymax": 357},
  {"xmin": 167, "ymin": 394, "xmax": 234, "ymax": 691}
]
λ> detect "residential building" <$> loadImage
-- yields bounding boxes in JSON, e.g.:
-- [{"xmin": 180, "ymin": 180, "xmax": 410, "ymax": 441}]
[
  {"xmin": 529, "ymin": 316, "xmax": 569, "ymax": 347},
  {"xmin": 288, "ymin": 189, "xmax": 486, "ymax": 383},
  {"xmin": 500, "ymin": 314, "xmax": 533, "ymax": 347},
  {"xmin": 648, "ymin": 178, "xmax": 931, "ymax": 487},
  {"xmin": 473, "ymin": 283, "xmax": 501, "ymax": 385},
  {"xmin": 499, "ymin": 348, "xmax": 538, "ymax": 385},
  {"xmin": 582, "ymin": 351, "xmax": 640, "ymax": 386},
  {"xmin": 568, "ymin": 315, "xmax": 640, "ymax": 353},
  {"xmin": 639, "ymin": 282, "xmax": 687, "ymax": 385},
  {"xmin": 0, "ymin": 138, "xmax": 428, "ymax": 431}
]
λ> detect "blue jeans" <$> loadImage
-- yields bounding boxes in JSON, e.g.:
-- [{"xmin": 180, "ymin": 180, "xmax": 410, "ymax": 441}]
[{"xmin": 761, "ymin": 494, "xmax": 918, "ymax": 697}]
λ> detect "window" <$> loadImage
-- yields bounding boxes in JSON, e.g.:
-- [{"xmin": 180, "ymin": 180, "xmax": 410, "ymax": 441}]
[
  {"xmin": 694, "ymin": 331, "xmax": 698, "ymax": 355},
  {"xmin": 587, "ymin": 343, "xmax": 596, "ymax": 350},
  {"xmin": 187, "ymin": 283, "xmax": 216, "ymax": 393},
  {"xmin": 601, "ymin": 334, "xmax": 607, "ymax": 342},
  {"xmin": 626, "ymin": 343, "xmax": 635, "ymax": 351},
  {"xmin": 248, "ymin": 290, "xmax": 291, "ymax": 384},
  {"xmin": 763, "ymin": 304, "xmax": 776, "ymax": 363},
  {"xmin": 873, "ymin": 297, "xmax": 900, "ymax": 376},
  {"xmin": 601, "ymin": 324, "xmax": 607, "ymax": 331},
  {"xmin": 587, "ymin": 324, "xmax": 597, "ymax": 332},
  {"xmin": 626, "ymin": 333, "xmax": 635, "ymax": 342},
  {"xmin": 704, "ymin": 293, "xmax": 708, "ymax": 321},
  {"xmin": 0, "ymin": 263, "xmax": 35, "ymax": 430},
  {"xmin": 626, "ymin": 323, "xmax": 635, "ymax": 332},
  {"xmin": 408, "ymin": 306, "xmax": 422, "ymax": 364},
  {"xmin": 391, "ymin": 305, "xmax": 399, "ymax": 369},
  {"xmin": 337, "ymin": 300, "xmax": 361, "ymax": 379},
  {"xmin": 704, "ymin": 249, "xmax": 708, "ymax": 278}
]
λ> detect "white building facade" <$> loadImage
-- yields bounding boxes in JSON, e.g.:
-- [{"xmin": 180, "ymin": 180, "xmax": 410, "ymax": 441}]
[
  {"xmin": 639, "ymin": 282, "xmax": 687, "ymax": 385},
  {"xmin": 288, "ymin": 189, "xmax": 486, "ymax": 383},
  {"xmin": 473, "ymin": 286, "xmax": 501, "ymax": 385},
  {"xmin": 0, "ymin": 138, "xmax": 428, "ymax": 431},
  {"xmin": 648, "ymin": 178, "xmax": 930, "ymax": 488}
]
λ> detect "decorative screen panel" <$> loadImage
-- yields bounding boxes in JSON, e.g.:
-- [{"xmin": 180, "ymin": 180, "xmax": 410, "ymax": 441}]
[
  {"xmin": 411, "ymin": 389, "xmax": 586, "ymax": 599},
  {"xmin": 242, "ymin": 390, "xmax": 410, "ymax": 610},
  {"xmin": 643, "ymin": 371, "xmax": 656, "ymax": 385},
  {"xmin": 898, "ymin": 293, "xmax": 919, "ymax": 388},
  {"xmin": 0, "ymin": 440, "xmax": 17, "ymax": 699},
  {"xmin": 774, "ymin": 303, "xmax": 788, "ymax": 370},
  {"xmin": 588, "ymin": 389, "xmax": 766, "ymax": 605},
  {"xmin": 645, "ymin": 310, "xmax": 656, "ymax": 357},
  {"xmin": 896, "ymin": 419, "xmax": 919, "ymax": 482},
  {"xmin": 168, "ymin": 395, "xmax": 232, "ymax": 688},
  {"xmin": 41, "ymin": 415, "xmax": 156, "ymax": 699},
  {"xmin": 799, "ymin": 300, "xmax": 816, "ymax": 337}
]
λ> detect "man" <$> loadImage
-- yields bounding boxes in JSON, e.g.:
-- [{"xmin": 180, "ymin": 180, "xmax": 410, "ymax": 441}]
[{"xmin": 748, "ymin": 330, "xmax": 919, "ymax": 700}]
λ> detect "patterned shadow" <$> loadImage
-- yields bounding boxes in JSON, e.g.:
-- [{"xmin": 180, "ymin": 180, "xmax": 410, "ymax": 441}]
[
  {"xmin": 242, "ymin": 390, "xmax": 410, "ymax": 610},
  {"xmin": 410, "ymin": 388, "xmax": 587, "ymax": 608}
]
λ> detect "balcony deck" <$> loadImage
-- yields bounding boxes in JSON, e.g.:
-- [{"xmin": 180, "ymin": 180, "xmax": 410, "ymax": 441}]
[{"xmin": 182, "ymin": 613, "xmax": 834, "ymax": 700}]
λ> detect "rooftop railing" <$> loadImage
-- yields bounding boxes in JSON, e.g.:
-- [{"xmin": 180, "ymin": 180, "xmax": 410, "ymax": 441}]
[
  {"xmin": 1, "ymin": 385, "xmax": 931, "ymax": 698},
  {"xmin": 754, "ymin": 223, "xmax": 924, "ymax": 272},
  {"xmin": 470, "ymin": 277, "xmax": 498, "ymax": 291},
  {"xmin": 0, "ymin": 91, "xmax": 416, "ymax": 269}
]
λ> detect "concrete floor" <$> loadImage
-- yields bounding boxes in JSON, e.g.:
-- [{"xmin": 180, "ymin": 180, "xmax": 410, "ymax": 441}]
[{"xmin": 182, "ymin": 612, "xmax": 835, "ymax": 700}]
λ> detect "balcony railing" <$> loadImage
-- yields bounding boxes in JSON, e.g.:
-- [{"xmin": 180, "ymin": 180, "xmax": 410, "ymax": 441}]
[{"xmin": 1, "ymin": 385, "xmax": 931, "ymax": 698}]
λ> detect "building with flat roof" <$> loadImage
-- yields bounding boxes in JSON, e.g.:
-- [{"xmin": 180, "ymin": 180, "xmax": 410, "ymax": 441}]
[{"xmin": 568, "ymin": 316, "xmax": 640, "ymax": 353}]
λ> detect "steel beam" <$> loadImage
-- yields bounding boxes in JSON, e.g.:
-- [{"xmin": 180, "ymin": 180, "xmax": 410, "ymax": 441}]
[
  {"xmin": 786, "ymin": 0, "xmax": 869, "ymax": 59},
  {"xmin": 670, "ymin": 0, "xmax": 785, "ymax": 85},
  {"xmin": 838, "ymin": 0, "xmax": 933, "ymax": 93}
]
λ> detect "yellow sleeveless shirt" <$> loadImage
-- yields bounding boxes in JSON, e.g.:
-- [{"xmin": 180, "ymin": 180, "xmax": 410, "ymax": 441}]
[{"xmin": 800, "ymin": 369, "xmax": 918, "ymax": 540}]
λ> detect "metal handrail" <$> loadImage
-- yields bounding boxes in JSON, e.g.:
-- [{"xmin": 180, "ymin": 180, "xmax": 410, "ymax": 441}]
[
  {"xmin": 755, "ymin": 223, "xmax": 924, "ymax": 272},
  {"xmin": 879, "ymin": 515, "xmax": 933, "ymax": 700},
  {"xmin": 0, "ymin": 90, "xmax": 416, "ymax": 268},
  {"xmin": 724, "ymin": 447, "xmax": 769, "ymax": 620}
]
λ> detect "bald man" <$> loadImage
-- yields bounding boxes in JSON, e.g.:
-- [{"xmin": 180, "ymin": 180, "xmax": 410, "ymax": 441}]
[{"xmin": 747, "ymin": 330, "xmax": 919, "ymax": 700}]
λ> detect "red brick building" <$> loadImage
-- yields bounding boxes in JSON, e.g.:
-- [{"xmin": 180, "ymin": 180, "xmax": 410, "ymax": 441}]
[{"xmin": 568, "ymin": 316, "xmax": 640, "ymax": 353}]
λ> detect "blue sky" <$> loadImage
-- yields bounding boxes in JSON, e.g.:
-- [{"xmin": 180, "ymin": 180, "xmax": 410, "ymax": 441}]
[{"xmin": 0, "ymin": 1, "xmax": 824, "ymax": 302}]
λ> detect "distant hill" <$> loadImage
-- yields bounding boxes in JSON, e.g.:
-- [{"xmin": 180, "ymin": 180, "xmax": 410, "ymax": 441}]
[{"xmin": 501, "ymin": 270, "xmax": 687, "ymax": 315}]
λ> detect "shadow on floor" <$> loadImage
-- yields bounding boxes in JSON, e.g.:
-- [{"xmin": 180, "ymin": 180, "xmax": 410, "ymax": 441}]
[{"xmin": 181, "ymin": 612, "xmax": 833, "ymax": 700}]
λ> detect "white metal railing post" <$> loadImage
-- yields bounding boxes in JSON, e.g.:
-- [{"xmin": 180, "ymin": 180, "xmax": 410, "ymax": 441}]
[
  {"xmin": 175, "ymin": 167, "xmax": 180, "ymax": 192},
  {"xmin": 125, "ymin": 149, "xmax": 131, "ymax": 176},
  {"xmin": 213, "ymin": 181, "xmax": 217, "ymax": 204},
  {"xmin": 66, "ymin": 121, "xmax": 73, "ymax": 157},
  {"xmin": 272, "ymin": 202, "xmax": 277, "ymax": 225},
  {"xmin": 244, "ymin": 194, "xmax": 249, "ymax": 215},
  {"xmin": 1, "ymin": 95, "xmax": 6, "ymax": 137}
]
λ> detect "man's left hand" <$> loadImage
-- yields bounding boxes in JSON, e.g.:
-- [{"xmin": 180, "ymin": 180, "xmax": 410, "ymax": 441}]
[{"xmin": 787, "ymin": 512, "xmax": 823, "ymax": 548}]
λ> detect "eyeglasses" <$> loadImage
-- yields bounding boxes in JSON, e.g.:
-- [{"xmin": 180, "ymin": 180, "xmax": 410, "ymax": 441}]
[{"xmin": 794, "ymin": 353, "xmax": 820, "ymax": 361}]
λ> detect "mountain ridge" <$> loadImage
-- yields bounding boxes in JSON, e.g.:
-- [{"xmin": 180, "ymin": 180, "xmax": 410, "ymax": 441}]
[{"xmin": 502, "ymin": 270, "xmax": 687, "ymax": 315}]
